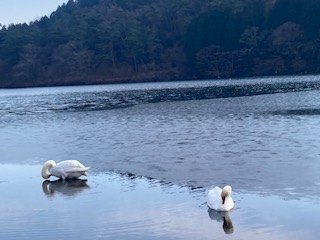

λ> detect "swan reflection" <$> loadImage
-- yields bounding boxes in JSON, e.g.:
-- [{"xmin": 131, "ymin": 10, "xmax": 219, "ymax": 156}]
[
  {"xmin": 208, "ymin": 209, "xmax": 234, "ymax": 234},
  {"xmin": 42, "ymin": 179, "xmax": 89, "ymax": 197}
]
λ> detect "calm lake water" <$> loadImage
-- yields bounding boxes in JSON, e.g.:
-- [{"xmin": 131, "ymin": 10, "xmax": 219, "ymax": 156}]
[{"xmin": 1, "ymin": 75, "xmax": 320, "ymax": 239}]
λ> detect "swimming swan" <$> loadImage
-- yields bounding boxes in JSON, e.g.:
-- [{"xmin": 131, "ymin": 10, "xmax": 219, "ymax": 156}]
[
  {"xmin": 41, "ymin": 160, "xmax": 90, "ymax": 180},
  {"xmin": 207, "ymin": 185, "xmax": 234, "ymax": 211}
]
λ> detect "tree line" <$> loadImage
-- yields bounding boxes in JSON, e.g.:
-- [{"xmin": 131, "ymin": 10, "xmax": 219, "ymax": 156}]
[{"xmin": 0, "ymin": 0, "xmax": 320, "ymax": 88}]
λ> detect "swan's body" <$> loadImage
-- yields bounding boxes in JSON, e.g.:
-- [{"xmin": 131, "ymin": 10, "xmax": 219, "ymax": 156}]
[
  {"xmin": 207, "ymin": 185, "xmax": 234, "ymax": 211},
  {"xmin": 41, "ymin": 160, "xmax": 89, "ymax": 180}
]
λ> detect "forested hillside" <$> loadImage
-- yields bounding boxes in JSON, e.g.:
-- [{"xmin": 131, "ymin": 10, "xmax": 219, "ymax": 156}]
[{"xmin": 1, "ymin": 0, "xmax": 320, "ymax": 88}]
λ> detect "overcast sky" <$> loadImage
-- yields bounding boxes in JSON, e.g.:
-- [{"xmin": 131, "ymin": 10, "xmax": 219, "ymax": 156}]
[{"xmin": 0, "ymin": 0, "xmax": 68, "ymax": 26}]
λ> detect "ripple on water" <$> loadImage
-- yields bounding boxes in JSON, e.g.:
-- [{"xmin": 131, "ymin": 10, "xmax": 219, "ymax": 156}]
[{"xmin": 1, "ymin": 77, "xmax": 320, "ymax": 239}]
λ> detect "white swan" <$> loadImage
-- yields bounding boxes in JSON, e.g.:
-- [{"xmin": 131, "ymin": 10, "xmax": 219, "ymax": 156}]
[
  {"xmin": 41, "ymin": 160, "xmax": 90, "ymax": 180},
  {"xmin": 207, "ymin": 185, "xmax": 234, "ymax": 211}
]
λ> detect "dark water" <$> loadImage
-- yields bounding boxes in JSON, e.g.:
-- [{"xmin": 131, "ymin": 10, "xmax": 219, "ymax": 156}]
[{"xmin": 1, "ymin": 75, "xmax": 320, "ymax": 239}]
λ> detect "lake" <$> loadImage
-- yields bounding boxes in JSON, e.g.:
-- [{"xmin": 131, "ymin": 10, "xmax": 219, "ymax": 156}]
[{"xmin": 1, "ymin": 75, "xmax": 320, "ymax": 239}]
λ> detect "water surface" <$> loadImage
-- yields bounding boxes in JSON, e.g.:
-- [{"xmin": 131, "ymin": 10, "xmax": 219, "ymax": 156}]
[
  {"xmin": 0, "ymin": 164, "xmax": 318, "ymax": 240},
  {"xmin": 1, "ymin": 75, "xmax": 320, "ymax": 239}
]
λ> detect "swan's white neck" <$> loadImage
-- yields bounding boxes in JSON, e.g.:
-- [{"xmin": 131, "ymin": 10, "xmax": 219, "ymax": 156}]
[
  {"xmin": 221, "ymin": 185, "xmax": 232, "ymax": 204},
  {"xmin": 41, "ymin": 160, "xmax": 56, "ymax": 179}
]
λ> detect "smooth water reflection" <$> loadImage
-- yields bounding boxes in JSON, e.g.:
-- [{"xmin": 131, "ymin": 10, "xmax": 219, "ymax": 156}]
[
  {"xmin": 208, "ymin": 210, "xmax": 234, "ymax": 234},
  {"xmin": 42, "ymin": 179, "xmax": 90, "ymax": 197},
  {"xmin": 0, "ymin": 164, "xmax": 318, "ymax": 240}
]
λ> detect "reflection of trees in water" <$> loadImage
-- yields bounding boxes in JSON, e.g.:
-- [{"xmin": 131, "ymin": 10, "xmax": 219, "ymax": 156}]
[
  {"xmin": 42, "ymin": 179, "xmax": 90, "ymax": 197},
  {"xmin": 208, "ymin": 209, "xmax": 234, "ymax": 234}
]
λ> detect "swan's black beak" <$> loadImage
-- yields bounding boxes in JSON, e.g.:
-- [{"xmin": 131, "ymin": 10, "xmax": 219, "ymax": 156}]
[{"xmin": 222, "ymin": 196, "xmax": 226, "ymax": 204}]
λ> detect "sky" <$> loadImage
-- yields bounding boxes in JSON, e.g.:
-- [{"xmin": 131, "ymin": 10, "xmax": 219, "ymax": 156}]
[{"xmin": 0, "ymin": 0, "xmax": 68, "ymax": 26}]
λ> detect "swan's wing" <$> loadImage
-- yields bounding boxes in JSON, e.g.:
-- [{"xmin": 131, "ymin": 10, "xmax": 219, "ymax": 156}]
[
  {"xmin": 208, "ymin": 187, "xmax": 222, "ymax": 198},
  {"xmin": 56, "ymin": 160, "xmax": 89, "ymax": 173},
  {"xmin": 207, "ymin": 186, "xmax": 222, "ymax": 210},
  {"xmin": 65, "ymin": 167, "xmax": 90, "ymax": 173}
]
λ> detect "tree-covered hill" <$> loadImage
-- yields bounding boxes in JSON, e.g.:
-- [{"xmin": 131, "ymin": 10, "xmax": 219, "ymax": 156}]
[{"xmin": 1, "ymin": 0, "xmax": 320, "ymax": 88}]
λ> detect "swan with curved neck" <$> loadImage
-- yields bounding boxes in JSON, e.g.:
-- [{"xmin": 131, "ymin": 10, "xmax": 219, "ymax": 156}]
[
  {"xmin": 41, "ymin": 160, "xmax": 89, "ymax": 180},
  {"xmin": 207, "ymin": 185, "xmax": 234, "ymax": 211}
]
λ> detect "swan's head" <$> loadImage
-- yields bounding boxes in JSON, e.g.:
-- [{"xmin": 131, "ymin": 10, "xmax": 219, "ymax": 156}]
[
  {"xmin": 221, "ymin": 185, "xmax": 232, "ymax": 204},
  {"xmin": 41, "ymin": 160, "xmax": 56, "ymax": 179}
]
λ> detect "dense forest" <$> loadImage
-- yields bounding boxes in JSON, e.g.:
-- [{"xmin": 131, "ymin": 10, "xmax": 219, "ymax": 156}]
[{"xmin": 1, "ymin": 0, "xmax": 320, "ymax": 88}]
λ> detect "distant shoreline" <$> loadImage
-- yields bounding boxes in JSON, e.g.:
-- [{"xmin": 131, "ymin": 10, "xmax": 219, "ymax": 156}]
[{"xmin": 0, "ymin": 73, "xmax": 318, "ymax": 89}]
